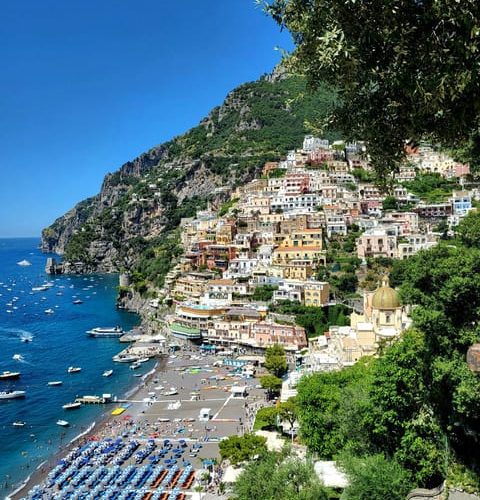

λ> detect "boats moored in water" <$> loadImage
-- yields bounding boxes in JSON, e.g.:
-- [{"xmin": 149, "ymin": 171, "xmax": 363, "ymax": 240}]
[
  {"xmin": 67, "ymin": 366, "xmax": 81, "ymax": 374},
  {"xmin": 17, "ymin": 260, "xmax": 32, "ymax": 267},
  {"xmin": 47, "ymin": 380, "xmax": 63, "ymax": 386},
  {"xmin": 86, "ymin": 326, "xmax": 123, "ymax": 338},
  {"xmin": 102, "ymin": 369, "xmax": 113, "ymax": 377},
  {"xmin": 56, "ymin": 420, "xmax": 69, "ymax": 427},
  {"xmin": 112, "ymin": 354, "xmax": 138, "ymax": 363},
  {"xmin": 62, "ymin": 402, "xmax": 81, "ymax": 410},
  {"xmin": 137, "ymin": 357, "xmax": 150, "ymax": 363},
  {"xmin": 0, "ymin": 390, "xmax": 26, "ymax": 399},
  {"xmin": 130, "ymin": 362, "xmax": 141, "ymax": 370},
  {"xmin": 72, "ymin": 299, "xmax": 83, "ymax": 305},
  {"xmin": 44, "ymin": 308, "xmax": 54, "ymax": 314},
  {"xmin": 0, "ymin": 371, "xmax": 21, "ymax": 380},
  {"xmin": 12, "ymin": 421, "xmax": 26, "ymax": 427}
]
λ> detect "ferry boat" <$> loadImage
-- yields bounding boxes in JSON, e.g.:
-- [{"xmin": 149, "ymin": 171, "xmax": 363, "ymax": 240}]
[
  {"xmin": 0, "ymin": 390, "xmax": 26, "ymax": 399},
  {"xmin": 47, "ymin": 380, "xmax": 63, "ymax": 386},
  {"xmin": 62, "ymin": 402, "xmax": 81, "ymax": 410},
  {"xmin": 12, "ymin": 421, "xmax": 26, "ymax": 427},
  {"xmin": 0, "ymin": 371, "xmax": 21, "ymax": 380},
  {"xmin": 56, "ymin": 420, "xmax": 69, "ymax": 427},
  {"xmin": 86, "ymin": 326, "xmax": 123, "ymax": 338},
  {"xmin": 67, "ymin": 366, "xmax": 81, "ymax": 374},
  {"xmin": 102, "ymin": 370, "xmax": 113, "ymax": 377}
]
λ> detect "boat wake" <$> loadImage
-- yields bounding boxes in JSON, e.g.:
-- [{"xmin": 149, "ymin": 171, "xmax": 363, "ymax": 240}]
[{"xmin": 0, "ymin": 327, "xmax": 34, "ymax": 342}]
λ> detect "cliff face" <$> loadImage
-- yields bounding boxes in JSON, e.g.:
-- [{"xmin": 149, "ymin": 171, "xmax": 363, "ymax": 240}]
[{"xmin": 41, "ymin": 73, "xmax": 337, "ymax": 274}]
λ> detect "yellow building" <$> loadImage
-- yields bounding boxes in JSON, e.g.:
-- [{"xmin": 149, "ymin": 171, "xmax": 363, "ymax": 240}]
[{"xmin": 304, "ymin": 281, "xmax": 330, "ymax": 307}]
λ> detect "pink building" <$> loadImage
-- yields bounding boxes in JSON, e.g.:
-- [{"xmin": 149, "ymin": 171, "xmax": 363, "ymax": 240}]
[{"xmin": 250, "ymin": 321, "xmax": 307, "ymax": 350}]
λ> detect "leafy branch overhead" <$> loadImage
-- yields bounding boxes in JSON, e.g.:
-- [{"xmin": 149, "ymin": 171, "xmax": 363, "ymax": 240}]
[{"xmin": 261, "ymin": 0, "xmax": 480, "ymax": 176}]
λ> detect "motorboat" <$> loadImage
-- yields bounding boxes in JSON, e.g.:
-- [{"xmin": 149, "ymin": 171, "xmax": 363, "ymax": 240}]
[
  {"xmin": 17, "ymin": 260, "xmax": 31, "ymax": 266},
  {"xmin": 86, "ymin": 326, "xmax": 123, "ymax": 338},
  {"xmin": 13, "ymin": 421, "xmax": 26, "ymax": 427},
  {"xmin": 0, "ymin": 390, "xmax": 26, "ymax": 399},
  {"xmin": 164, "ymin": 389, "xmax": 178, "ymax": 396},
  {"xmin": 62, "ymin": 402, "xmax": 81, "ymax": 410},
  {"xmin": 130, "ymin": 362, "xmax": 141, "ymax": 370},
  {"xmin": 21, "ymin": 335, "xmax": 32, "ymax": 343},
  {"xmin": 32, "ymin": 285, "xmax": 50, "ymax": 292},
  {"xmin": 72, "ymin": 299, "xmax": 83, "ymax": 305},
  {"xmin": 0, "ymin": 371, "xmax": 20, "ymax": 380},
  {"xmin": 44, "ymin": 308, "xmax": 54, "ymax": 314},
  {"xmin": 47, "ymin": 381, "xmax": 63, "ymax": 386},
  {"xmin": 137, "ymin": 358, "xmax": 150, "ymax": 363},
  {"xmin": 67, "ymin": 366, "xmax": 81, "ymax": 374},
  {"xmin": 56, "ymin": 420, "xmax": 69, "ymax": 427},
  {"xmin": 112, "ymin": 355, "xmax": 138, "ymax": 363},
  {"xmin": 12, "ymin": 354, "xmax": 24, "ymax": 362},
  {"xmin": 102, "ymin": 369, "xmax": 113, "ymax": 377}
]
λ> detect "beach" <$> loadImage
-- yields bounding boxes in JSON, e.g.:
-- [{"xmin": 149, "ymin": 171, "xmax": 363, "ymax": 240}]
[{"xmin": 11, "ymin": 345, "xmax": 266, "ymax": 499}]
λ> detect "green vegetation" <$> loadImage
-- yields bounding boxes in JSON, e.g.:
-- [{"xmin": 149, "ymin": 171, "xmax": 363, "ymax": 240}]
[
  {"xmin": 218, "ymin": 434, "xmax": 267, "ymax": 466},
  {"xmin": 382, "ymin": 195, "xmax": 399, "ymax": 211},
  {"xmin": 403, "ymin": 173, "xmax": 459, "ymax": 203},
  {"xmin": 263, "ymin": 0, "xmax": 480, "ymax": 176},
  {"xmin": 253, "ymin": 406, "xmax": 279, "ymax": 431},
  {"xmin": 251, "ymin": 284, "xmax": 278, "ymax": 302},
  {"xmin": 270, "ymin": 302, "xmax": 350, "ymax": 337},
  {"xmin": 259, "ymin": 374, "xmax": 283, "ymax": 399},
  {"xmin": 264, "ymin": 344, "xmax": 288, "ymax": 378},
  {"xmin": 218, "ymin": 197, "xmax": 239, "ymax": 216},
  {"xmin": 232, "ymin": 450, "xmax": 329, "ymax": 500},
  {"xmin": 456, "ymin": 210, "xmax": 480, "ymax": 248}
]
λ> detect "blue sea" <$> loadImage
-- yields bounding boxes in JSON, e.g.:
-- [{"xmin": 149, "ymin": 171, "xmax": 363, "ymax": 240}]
[{"xmin": 0, "ymin": 238, "xmax": 144, "ymax": 496}]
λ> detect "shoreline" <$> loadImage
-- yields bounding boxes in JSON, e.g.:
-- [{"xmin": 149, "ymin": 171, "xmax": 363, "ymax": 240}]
[{"xmin": 8, "ymin": 355, "xmax": 163, "ymax": 500}]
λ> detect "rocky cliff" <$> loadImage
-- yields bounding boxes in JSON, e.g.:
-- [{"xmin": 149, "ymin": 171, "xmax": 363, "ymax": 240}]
[{"xmin": 41, "ymin": 72, "xmax": 337, "ymax": 278}]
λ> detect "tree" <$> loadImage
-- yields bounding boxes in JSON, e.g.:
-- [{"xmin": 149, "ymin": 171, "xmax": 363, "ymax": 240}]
[
  {"xmin": 340, "ymin": 453, "xmax": 413, "ymax": 500},
  {"xmin": 260, "ymin": 374, "xmax": 283, "ymax": 399},
  {"xmin": 277, "ymin": 398, "xmax": 298, "ymax": 438},
  {"xmin": 382, "ymin": 196, "xmax": 399, "ymax": 211},
  {"xmin": 261, "ymin": 0, "xmax": 480, "ymax": 176},
  {"xmin": 264, "ymin": 344, "xmax": 288, "ymax": 377},
  {"xmin": 232, "ymin": 451, "xmax": 329, "ymax": 500},
  {"xmin": 219, "ymin": 434, "xmax": 267, "ymax": 466},
  {"xmin": 253, "ymin": 406, "xmax": 279, "ymax": 431},
  {"xmin": 456, "ymin": 210, "xmax": 480, "ymax": 248}
]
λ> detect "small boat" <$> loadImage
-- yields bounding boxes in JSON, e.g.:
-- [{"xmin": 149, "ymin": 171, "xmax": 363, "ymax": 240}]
[
  {"xmin": 67, "ymin": 366, "xmax": 81, "ymax": 374},
  {"xmin": 12, "ymin": 421, "xmax": 26, "ymax": 427},
  {"xmin": 164, "ymin": 389, "xmax": 178, "ymax": 396},
  {"xmin": 17, "ymin": 260, "xmax": 32, "ymax": 267},
  {"xmin": 137, "ymin": 358, "xmax": 150, "ymax": 363},
  {"xmin": 12, "ymin": 354, "xmax": 24, "ymax": 362},
  {"xmin": 0, "ymin": 390, "xmax": 26, "ymax": 399},
  {"xmin": 158, "ymin": 418, "xmax": 170, "ymax": 422},
  {"xmin": 62, "ymin": 402, "xmax": 81, "ymax": 410},
  {"xmin": 130, "ymin": 362, "xmax": 141, "ymax": 370},
  {"xmin": 44, "ymin": 308, "xmax": 54, "ymax": 314},
  {"xmin": 47, "ymin": 381, "xmax": 63, "ymax": 386},
  {"xmin": 21, "ymin": 335, "xmax": 32, "ymax": 343},
  {"xmin": 0, "ymin": 371, "xmax": 21, "ymax": 380},
  {"xmin": 56, "ymin": 420, "xmax": 69, "ymax": 427},
  {"xmin": 112, "ymin": 355, "xmax": 138, "ymax": 363},
  {"xmin": 102, "ymin": 370, "xmax": 113, "ymax": 377},
  {"xmin": 86, "ymin": 326, "xmax": 123, "ymax": 338},
  {"xmin": 133, "ymin": 373, "xmax": 143, "ymax": 377},
  {"xmin": 72, "ymin": 299, "xmax": 83, "ymax": 305},
  {"xmin": 32, "ymin": 285, "xmax": 50, "ymax": 292}
]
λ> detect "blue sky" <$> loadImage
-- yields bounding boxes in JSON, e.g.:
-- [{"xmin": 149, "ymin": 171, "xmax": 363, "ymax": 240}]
[{"xmin": 0, "ymin": 1, "xmax": 292, "ymax": 237}]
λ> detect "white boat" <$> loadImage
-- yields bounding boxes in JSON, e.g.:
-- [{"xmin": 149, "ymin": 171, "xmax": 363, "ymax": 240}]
[
  {"xmin": 86, "ymin": 326, "xmax": 123, "ymax": 338},
  {"xmin": 67, "ymin": 366, "xmax": 81, "ymax": 373},
  {"xmin": 13, "ymin": 421, "xmax": 26, "ymax": 427},
  {"xmin": 0, "ymin": 371, "xmax": 20, "ymax": 380},
  {"xmin": 137, "ymin": 358, "xmax": 150, "ymax": 363},
  {"xmin": 32, "ymin": 285, "xmax": 49, "ymax": 292},
  {"xmin": 112, "ymin": 355, "xmax": 138, "ymax": 363},
  {"xmin": 47, "ymin": 381, "xmax": 63, "ymax": 386},
  {"xmin": 102, "ymin": 370, "xmax": 113, "ymax": 377},
  {"xmin": 44, "ymin": 308, "xmax": 54, "ymax": 314},
  {"xmin": 130, "ymin": 362, "xmax": 141, "ymax": 370},
  {"xmin": 62, "ymin": 402, "xmax": 81, "ymax": 410},
  {"xmin": 12, "ymin": 354, "xmax": 24, "ymax": 362},
  {"xmin": 0, "ymin": 390, "xmax": 26, "ymax": 399},
  {"xmin": 17, "ymin": 260, "xmax": 32, "ymax": 266},
  {"xmin": 164, "ymin": 389, "xmax": 178, "ymax": 396},
  {"xmin": 56, "ymin": 420, "xmax": 69, "ymax": 427},
  {"xmin": 72, "ymin": 299, "xmax": 83, "ymax": 305}
]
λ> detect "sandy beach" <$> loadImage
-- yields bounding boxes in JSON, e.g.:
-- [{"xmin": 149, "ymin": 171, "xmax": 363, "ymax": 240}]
[{"xmin": 10, "ymin": 346, "xmax": 266, "ymax": 499}]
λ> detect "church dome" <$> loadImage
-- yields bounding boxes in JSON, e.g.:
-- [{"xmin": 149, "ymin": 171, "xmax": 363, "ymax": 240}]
[{"xmin": 372, "ymin": 276, "xmax": 400, "ymax": 310}]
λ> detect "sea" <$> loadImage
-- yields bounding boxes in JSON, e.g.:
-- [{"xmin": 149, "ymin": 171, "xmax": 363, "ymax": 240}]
[{"xmin": 0, "ymin": 238, "xmax": 145, "ymax": 497}]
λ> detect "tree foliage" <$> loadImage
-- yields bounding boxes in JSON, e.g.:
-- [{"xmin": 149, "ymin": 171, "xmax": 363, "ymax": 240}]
[
  {"xmin": 264, "ymin": 344, "xmax": 288, "ymax": 377},
  {"xmin": 262, "ymin": 0, "xmax": 480, "ymax": 176},
  {"xmin": 218, "ymin": 434, "xmax": 268, "ymax": 466}
]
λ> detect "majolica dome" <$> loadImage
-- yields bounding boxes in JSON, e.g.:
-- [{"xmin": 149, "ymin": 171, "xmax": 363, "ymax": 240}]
[{"xmin": 372, "ymin": 276, "xmax": 401, "ymax": 310}]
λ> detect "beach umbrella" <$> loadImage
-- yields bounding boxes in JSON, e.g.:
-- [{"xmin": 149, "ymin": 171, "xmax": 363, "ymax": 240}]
[{"xmin": 123, "ymin": 414, "xmax": 132, "ymax": 420}]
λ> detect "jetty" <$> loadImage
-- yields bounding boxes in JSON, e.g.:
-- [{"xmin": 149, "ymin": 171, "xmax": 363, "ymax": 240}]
[{"xmin": 74, "ymin": 394, "xmax": 112, "ymax": 405}]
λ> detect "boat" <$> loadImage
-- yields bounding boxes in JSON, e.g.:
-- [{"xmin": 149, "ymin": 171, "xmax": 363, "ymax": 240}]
[
  {"xmin": 12, "ymin": 421, "xmax": 26, "ymax": 427},
  {"xmin": 164, "ymin": 389, "xmax": 178, "ymax": 396},
  {"xmin": 0, "ymin": 390, "xmax": 26, "ymax": 399},
  {"xmin": 47, "ymin": 381, "xmax": 63, "ymax": 386},
  {"xmin": 72, "ymin": 299, "xmax": 83, "ymax": 305},
  {"xmin": 44, "ymin": 308, "xmax": 54, "ymax": 314},
  {"xmin": 86, "ymin": 326, "xmax": 123, "ymax": 338},
  {"xmin": 56, "ymin": 420, "xmax": 69, "ymax": 427},
  {"xmin": 12, "ymin": 354, "xmax": 24, "ymax": 362},
  {"xmin": 62, "ymin": 402, "xmax": 81, "ymax": 410},
  {"xmin": 129, "ymin": 362, "xmax": 141, "ymax": 370},
  {"xmin": 111, "ymin": 407, "xmax": 125, "ymax": 416},
  {"xmin": 21, "ymin": 335, "xmax": 32, "ymax": 343},
  {"xmin": 67, "ymin": 366, "xmax": 81, "ymax": 374},
  {"xmin": 32, "ymin": 285, "xmax": 50, "ymax": 292},
  {"xmin": 137, "ymin": 357, "xmax": 150, "ymax": 363},
  {"xmin": 102, "ymin": 369, "xmax": 113, "ymax": 377},
  {"xmin": 133, "ymin": 373, "xmax": 143, "ymax": 377},
  {"xmin": 17, "ymin": 260, "xmax": 32, "ymax": 267},
  {"xmin": 112, "ymin": 355, "xmax": 138, "ymax": 363},
  {"xmin": 0, "ymin": 371, "xmax": 21, "ymax": 380}
]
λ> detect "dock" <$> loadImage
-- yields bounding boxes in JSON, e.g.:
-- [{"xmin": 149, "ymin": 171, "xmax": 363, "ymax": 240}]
[{"xmin": 75, "ymin": 394, "xmax": 112, "ymax": 405}]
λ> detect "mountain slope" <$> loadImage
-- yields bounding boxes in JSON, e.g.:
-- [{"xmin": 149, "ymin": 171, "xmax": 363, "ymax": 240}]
[{"xmin": 41, "ymin": 71, "xmax": 337, "ymax": 278}]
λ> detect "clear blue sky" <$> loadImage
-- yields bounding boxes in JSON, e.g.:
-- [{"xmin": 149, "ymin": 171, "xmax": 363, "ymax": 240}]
[{"xmin": 0, "ymin": 1, "xmax": 292, "ymax": 237}]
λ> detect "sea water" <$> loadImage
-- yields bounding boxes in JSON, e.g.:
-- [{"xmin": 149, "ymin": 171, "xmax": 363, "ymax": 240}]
[{"xmin": 0, "ymin": 238, "xmax": 144, "ymax": 495}]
